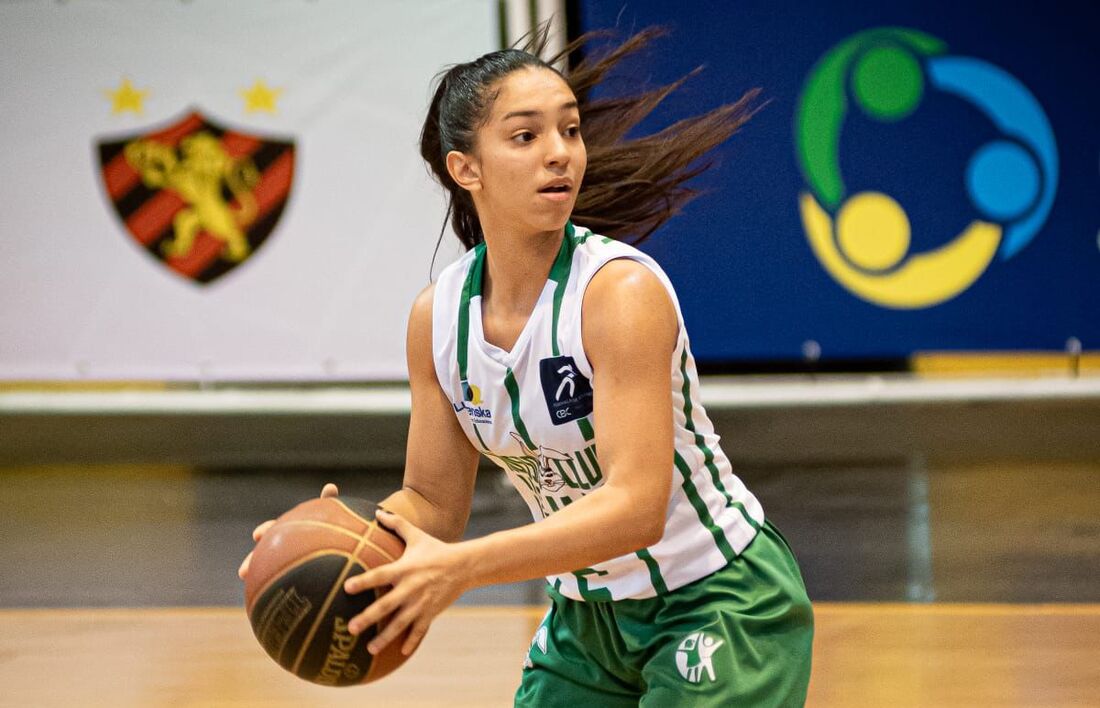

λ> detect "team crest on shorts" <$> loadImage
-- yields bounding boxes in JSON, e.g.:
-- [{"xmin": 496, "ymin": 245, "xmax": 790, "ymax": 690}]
[
  {"xmin": 97, "ymin": 110, "xmax": 295, "ymax": 284},
  {"xmin": 675, "ymin": 631, "xmax": 725, "ymax": 683}
]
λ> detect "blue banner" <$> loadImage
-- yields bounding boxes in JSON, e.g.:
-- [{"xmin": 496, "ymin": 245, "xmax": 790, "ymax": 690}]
[{"xmin": 576, "ymin": 0, "xmax": 1099, "ymax": 363}]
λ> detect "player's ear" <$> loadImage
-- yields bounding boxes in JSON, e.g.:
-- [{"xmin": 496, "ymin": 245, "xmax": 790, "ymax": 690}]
[{"xmin": 446, "ymin": 150, "xmax": 481, "ymax": 193}]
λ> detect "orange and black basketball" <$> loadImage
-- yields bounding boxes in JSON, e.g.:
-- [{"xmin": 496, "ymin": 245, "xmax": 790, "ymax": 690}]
[{"xmin": 243, "ymin": 496, "xmax": 410, "ymax": 686}]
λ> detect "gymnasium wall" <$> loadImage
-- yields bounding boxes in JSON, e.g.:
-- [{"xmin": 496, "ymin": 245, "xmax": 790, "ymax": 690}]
[
  {"xmin": 0, "ymin": 0, "xmax": 493, "ymax": 381},
  {"xmin": 1, "ymin": 1, "xmax": 1095, "ymax": 381},
  {"xmin": 577, "ymin": 0, "xmax": 1099, "ymax": 365}
]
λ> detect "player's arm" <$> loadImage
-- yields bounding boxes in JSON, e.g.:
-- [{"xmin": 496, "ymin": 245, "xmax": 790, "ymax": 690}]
[
  {"xmin": 344, "ymin": 260, "xmax": 677, "ymax": 652},
  {"xmin": 377, "ymin": 283, "xmax": 481, "ymax": 542}
]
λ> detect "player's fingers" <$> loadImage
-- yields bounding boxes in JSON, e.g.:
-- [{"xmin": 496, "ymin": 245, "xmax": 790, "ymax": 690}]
[
  {"xmin": 251, "ymin": 519, "xmax": 275, "ymax": 542},
  {"xmin": 375, "ymin": 510, "xmax": 416, "ymax": 540},
  {"xmin": 237, "ymin": 551, "xmax": 253, "ymax": 579},
  {"xmin": 320, "ymin": 483, "xmax": 339, "ymax": 498},
  {"xmin": 401, "ymin": 618, "xmax": 430, "ymax": 656},
  {"xmin": 367, "ymin": 601, "xmax": 421, "ymax": 655},
  {"xmin": 344, "ymin": 564, "xmax": 399, "ymax": 594},
  {"xmin": 347, "ymin": 588, "xmax": 404, "ymax": 635}
]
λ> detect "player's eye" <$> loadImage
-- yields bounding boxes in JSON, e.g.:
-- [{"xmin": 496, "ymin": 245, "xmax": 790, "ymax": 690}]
[
  {"xmin": 564, "ymin": 125, "xmax": 581, "ymax": 138},
  {"xmin": 513, "ymin": 131, "xmax": 536, "ymax": 144}
]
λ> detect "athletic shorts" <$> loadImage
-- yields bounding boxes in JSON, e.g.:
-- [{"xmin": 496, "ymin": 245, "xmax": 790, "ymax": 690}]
[{"xmin": 515, "ymin": 521, "xmax": 814, "ymax": 707}]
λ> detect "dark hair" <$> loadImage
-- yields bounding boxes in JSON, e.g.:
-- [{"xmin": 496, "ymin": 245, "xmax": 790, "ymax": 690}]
[{"xmin": 419, "ymin": 24, "xmax": 760, "ymax": 251}]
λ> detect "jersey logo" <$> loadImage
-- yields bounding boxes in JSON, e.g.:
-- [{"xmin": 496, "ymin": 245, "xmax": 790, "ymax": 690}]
[
  {"xmin": 453, "ymin": 380, "xmax": 492, "ymax": 423},
  {"xmin": 675, "ymin": 631, "xmax": 725, "ymax": 684},
  {"xmin": 510, "ymin": 432, "xmax": 569, "ymax": 493},
  {"xmin": 539, "ymin": 356, "xmax": 593, "ymax": 425}
]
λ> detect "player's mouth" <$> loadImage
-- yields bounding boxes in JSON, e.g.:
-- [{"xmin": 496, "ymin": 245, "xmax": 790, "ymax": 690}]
[{"xmin": 538, "ymin": 178, "xmax": 574, "ymax": 202}]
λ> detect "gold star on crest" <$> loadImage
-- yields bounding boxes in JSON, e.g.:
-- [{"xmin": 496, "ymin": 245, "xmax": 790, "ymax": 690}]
[
  {"xmin": 105, "ymin": 78, "xmax": 149, "ymax": 115},
  {"xmin": 240, "ymin": 79, "xmax": 283, "ymax": 114}
]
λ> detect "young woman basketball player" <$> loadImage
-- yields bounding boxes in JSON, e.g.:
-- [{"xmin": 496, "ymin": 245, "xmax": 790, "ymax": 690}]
[{"xmin": 242, "ymin": 28, "xmax": 813, "ymax": 706}]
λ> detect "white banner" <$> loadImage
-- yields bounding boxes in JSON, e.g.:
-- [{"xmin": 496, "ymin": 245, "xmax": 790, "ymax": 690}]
[{"xmin": 0, "ymin": 0, "xmax": 492, "ymax": 381}]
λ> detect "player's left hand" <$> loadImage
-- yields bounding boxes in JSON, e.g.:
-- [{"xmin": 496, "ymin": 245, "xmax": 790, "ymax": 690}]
[{"xmin": 343, "ymin": 510, "xmax": 468, "ymax": 656}]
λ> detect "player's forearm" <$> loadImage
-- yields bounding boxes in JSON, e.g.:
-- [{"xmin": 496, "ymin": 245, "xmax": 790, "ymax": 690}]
[
  {"xmin": 452, "ymin": 481, "xmax": 665, "ymax": 589},
  {"xmin": 380, "ymin": 485, "xmax": 468, "ymax": 543}
]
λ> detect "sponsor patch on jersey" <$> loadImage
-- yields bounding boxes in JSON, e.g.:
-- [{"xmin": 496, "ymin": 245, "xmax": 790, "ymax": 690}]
[
  {"xmin": 454, "ymin": 380, "xmax": 492, "ymax": 423},
  {"xmin": 539, "ymin": 356, "xmax": 593, "ymax": 425}
]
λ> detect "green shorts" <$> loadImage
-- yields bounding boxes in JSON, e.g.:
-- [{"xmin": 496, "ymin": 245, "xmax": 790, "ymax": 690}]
[{"xmin": 515, "ymin": 521, "xmax": 814, "ymax": 707}]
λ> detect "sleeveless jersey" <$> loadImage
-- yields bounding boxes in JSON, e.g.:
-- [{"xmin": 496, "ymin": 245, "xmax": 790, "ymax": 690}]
[{"xmin": 431, "ymin": 222, "xmax": 764, "ymax": 601}]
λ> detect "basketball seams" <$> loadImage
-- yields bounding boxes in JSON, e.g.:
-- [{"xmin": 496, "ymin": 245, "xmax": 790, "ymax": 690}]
[
  {"xmin": 277, "ymin": 519, "xmax": 401, "ymax": 562},
  {"xmin": 330, "ymin": 497, "xmax": 373, "ymax": 526},
  {"xmin": 289, "ymin": 532, "xmax": 370, "ymax": 676},
  {"xmin": 361, "ymin": 524, "xmax": 402, "ymax": 562},
  {"xmin": 276, "ymin": 519, "xmax": 366, "ymax": 541},
  {"xmin": 330, "ymin": 499, "xmax": 404, "ymax": 563},
  {"xmin": 247, "ymin": 549, "xmax": 360, "ymax": 613},
  {"xmin": 246, "ymin": 524, "xmax": 398, "ymax": 613}
]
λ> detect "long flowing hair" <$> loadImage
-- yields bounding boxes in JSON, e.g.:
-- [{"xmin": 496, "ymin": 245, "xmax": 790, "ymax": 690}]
[{"xmin": 419, "ymin": 23, "xmax": 761, "ymax": 251}]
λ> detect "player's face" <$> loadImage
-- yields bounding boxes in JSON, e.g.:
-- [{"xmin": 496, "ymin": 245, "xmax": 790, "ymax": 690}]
[{"xmin": 470, "ymin": 67, "xmax": 586, "ymax": 235}]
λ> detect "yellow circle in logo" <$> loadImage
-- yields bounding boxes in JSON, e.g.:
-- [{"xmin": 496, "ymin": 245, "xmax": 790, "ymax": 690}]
[
  {"xmin": 836, "ymin": 192, "xmax": 911, "ymax": 271},
  {"xmin": 799, "ymin": 192, "xmax": 1002, "ymax": 309}
]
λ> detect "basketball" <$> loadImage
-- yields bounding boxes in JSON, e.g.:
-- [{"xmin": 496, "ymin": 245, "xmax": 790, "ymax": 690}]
[{"xmin": 243, "ymin": 496, "xmax": 410, "ymax": 686}]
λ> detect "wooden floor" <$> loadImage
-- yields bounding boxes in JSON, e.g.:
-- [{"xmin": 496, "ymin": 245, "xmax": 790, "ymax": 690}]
[{"xmin": 1, "ymin": 604, "xmax": 1097, "ymax": 707}]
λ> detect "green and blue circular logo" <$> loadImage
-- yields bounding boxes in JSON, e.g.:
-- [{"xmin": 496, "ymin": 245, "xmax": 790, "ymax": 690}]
[{"xmin": 795, "ymin": 27, "xmax": 1058, "ymax": 309}]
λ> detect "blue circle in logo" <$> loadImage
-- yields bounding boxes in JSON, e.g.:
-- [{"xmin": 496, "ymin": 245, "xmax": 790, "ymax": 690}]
[{"xmin": 965, "ymin": 140, "xmax": 1041, "ymax": 221}]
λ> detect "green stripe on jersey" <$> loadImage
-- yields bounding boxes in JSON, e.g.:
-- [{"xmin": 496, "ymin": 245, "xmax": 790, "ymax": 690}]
[
  {"xmin": 679, "ymin": 347, "xmax": 734, "ymax": 507},
  {"xmin": 471, "ymin": 423, "xmax": 489, "ymax": 452},
  {"xmin": 576, "ymin": 416, "xmax": 595, "ymax": 442},
  {"xmin": 504, "ymin": 367, "xmax": 536, "ymax": 449},
  {"xmin": 635, "ymin": 548, "xmax": 669, "ymax": 595},
  {"xmin": 732, "ymin": 500, "xmax": 762, "ymax": 532},
  {"xmin": 674, "ymin": 451, "xmax": 736, "ymax": 563},
  {"xmin": 456, "ymin": 244, "xmax": 486, "ymax": 383},
  {"xmin": 549, "ymin": 224, "xmax": 576, "ymax": 357}
]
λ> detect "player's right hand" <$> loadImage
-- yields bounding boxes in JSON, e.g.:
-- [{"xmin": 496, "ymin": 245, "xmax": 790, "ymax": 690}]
[{"xmin": 237, "ymin": 482, "xmax": 340, "ymax": 579}]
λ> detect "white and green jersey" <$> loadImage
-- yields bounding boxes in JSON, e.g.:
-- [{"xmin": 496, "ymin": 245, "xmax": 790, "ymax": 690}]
[{"xmin": 431, "ymin": 222, "xmax": 764, "ymax": 601}]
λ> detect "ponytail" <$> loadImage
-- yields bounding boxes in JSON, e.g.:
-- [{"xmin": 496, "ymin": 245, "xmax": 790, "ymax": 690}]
[{"xmin": 419, "ymin": 23, "xmax": 760, "ymax": 251}]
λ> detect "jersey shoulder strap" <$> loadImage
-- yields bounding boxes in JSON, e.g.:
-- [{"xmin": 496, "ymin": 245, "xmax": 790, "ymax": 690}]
[{"xmin": 430, "ymin": 246, "xmax": 481, "ymax": 405}]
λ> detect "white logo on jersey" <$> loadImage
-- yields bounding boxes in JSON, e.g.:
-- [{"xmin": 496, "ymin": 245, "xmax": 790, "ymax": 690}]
[
  {"xmin": 509, "ymin": 432, "xmax": 569, "ymax": 493},
  {"xmin": 675, "ymin": 631, "xmax": 724, "ymax": 683},
  {"xmin": 554, "ymin": 364, "xmax": 576, "ymax": 401}
]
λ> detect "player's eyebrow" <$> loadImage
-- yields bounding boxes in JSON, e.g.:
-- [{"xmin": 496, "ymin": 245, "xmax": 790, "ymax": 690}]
[{"xmin": 502, "ymin": 101, "xmax": 579, "ymax": 121}]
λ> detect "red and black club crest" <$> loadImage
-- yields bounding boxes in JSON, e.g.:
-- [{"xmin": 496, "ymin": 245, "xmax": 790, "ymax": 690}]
[{"xmin": 97, "ymin": 110, "xmax": 294, "ymax": 284}]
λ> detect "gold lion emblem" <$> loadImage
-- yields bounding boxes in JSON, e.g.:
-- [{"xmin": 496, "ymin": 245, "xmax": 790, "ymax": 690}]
[{"xmin": 124, "ymin": 131, "xmax": 259, "ymax": 261}]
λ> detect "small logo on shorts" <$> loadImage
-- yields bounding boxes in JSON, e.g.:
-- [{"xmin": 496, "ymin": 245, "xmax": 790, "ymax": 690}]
[
  {"xmin": 522, "ymin": 624, "xmax": 549, "ymax": 669},
  {"xmin": 675, "ymin": 631, "xmax": 724, "ymax": 683}
]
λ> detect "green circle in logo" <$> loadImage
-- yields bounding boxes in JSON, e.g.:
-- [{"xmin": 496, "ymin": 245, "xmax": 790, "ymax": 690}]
[{"xmin": 852, "ymin": 46, "xmax": 923, "ymax": 121}]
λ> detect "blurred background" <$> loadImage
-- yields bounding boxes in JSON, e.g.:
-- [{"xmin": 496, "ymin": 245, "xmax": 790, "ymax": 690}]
[{"xmin": 0, "ymin": 0, "xmax": 1097, "ymax": 686}]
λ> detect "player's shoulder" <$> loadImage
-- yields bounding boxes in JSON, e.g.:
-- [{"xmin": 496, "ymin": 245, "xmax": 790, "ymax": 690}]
[
  {"xmin": 571, "ymin": 226, "xmax": 674, "ymax": 319},
  {"xmin": 406, "ymin": 282, "xmax": 436, "ymax": 353},
  {"xmin": 582, "ymin": 257, "xmax": 678, "ymax": 365},
  {"xmin": 584, "ymin": 257, "xmax": 671, "ymax": 315},
  {"xmin": 409, "ymin": 281, "xmax": 435, "ymax": 321}
]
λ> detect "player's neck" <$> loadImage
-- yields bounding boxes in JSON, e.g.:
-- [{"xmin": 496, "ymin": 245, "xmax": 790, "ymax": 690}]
[{"xmin": 480, "ymin": 223, "xmax": 563, "ymax": 319}]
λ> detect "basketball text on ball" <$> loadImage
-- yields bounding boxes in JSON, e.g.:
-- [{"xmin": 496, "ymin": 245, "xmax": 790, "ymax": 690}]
[
  {"xmin": 316, "ymin": 617, "xmax": 362, "ymax": 686},
  {"xmin": 254, "ymin": 586, "xmax": 313, "ymax": 659}
]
